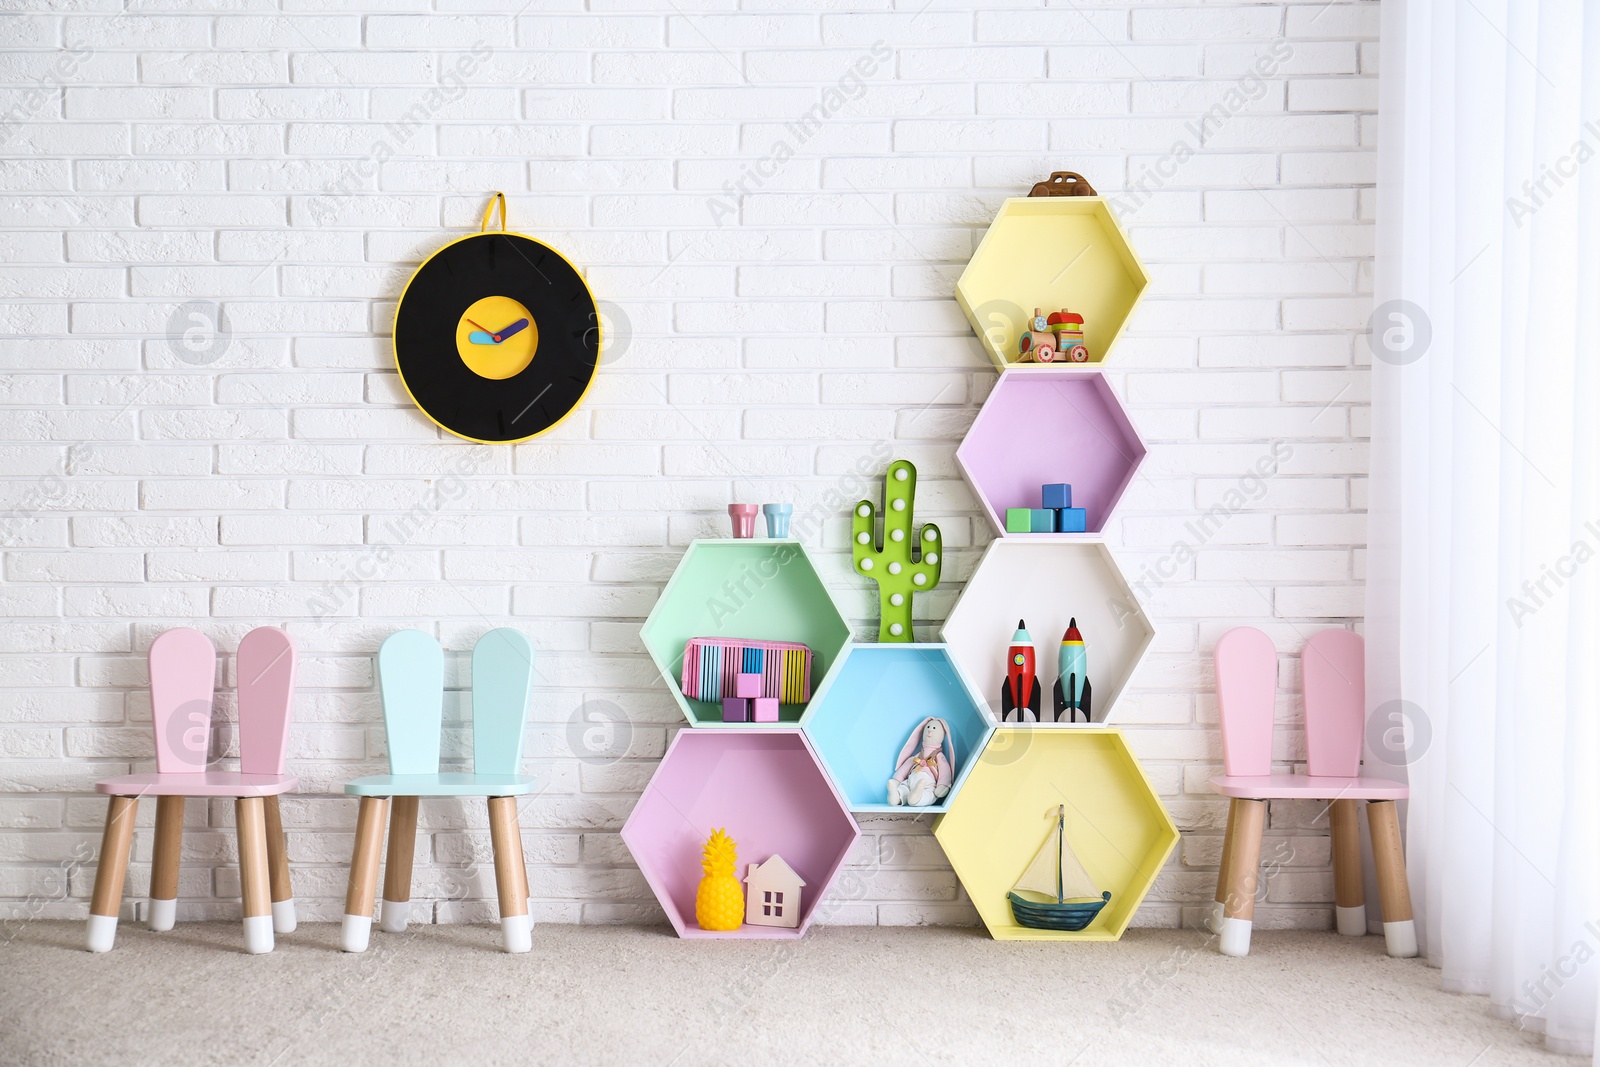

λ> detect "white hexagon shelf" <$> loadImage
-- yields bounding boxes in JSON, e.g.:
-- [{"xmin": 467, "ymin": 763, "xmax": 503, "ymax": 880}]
[
  {"xmin": 800, "ymin": 643, "xmax": 994, "ymax": 815},
  {"xmin": 939, "ymin": 539, "xmax": 1154, "ymax": 725}
]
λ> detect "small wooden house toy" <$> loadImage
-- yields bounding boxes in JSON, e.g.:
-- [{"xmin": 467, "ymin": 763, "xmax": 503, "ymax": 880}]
[{"xmin": 744, "ymin": 854, "xmax": 805, "ymax": 928}]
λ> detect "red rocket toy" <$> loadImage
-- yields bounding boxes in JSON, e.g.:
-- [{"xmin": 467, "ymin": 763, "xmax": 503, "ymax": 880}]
[{"xmin": 1000, "ymin": 619, "xmax": 1042, "ymax": 723}]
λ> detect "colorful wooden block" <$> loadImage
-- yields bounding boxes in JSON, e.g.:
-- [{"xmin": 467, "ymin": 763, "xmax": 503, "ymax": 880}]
[
  {"xmin": 1058, "ymin": 507, "xmax": 1087, "ymax": 533},
  {"xmin": 1028, "ymin": 509, "xmax": 1056, "ymax": 533},
  {"xmin": 1042, "ymin": 483, "xmax": 1072, "ymax": 509},
  {"xmin": 722, "ymin": 697, "xmax": 749, "ymax": 723},
  {"xmin": 735, "ymin": 672, "xmax": 762, "ymax": 699},
  {"xmin": 751, "ymin": 697, "xmax": 779, "ymax": 723},
  {"xmin": 1005, "ymin": 508, "xmax": 1032, "ymax": 533}
]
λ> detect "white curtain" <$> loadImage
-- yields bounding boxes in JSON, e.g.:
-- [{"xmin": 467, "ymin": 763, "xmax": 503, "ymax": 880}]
[{"xmin": 1368, "ymin": 0, "xmax": 1600, "ymax": 1056}]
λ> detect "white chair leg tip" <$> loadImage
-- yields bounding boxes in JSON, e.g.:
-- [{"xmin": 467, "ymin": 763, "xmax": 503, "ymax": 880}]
[
  {"xmin": 341, "ymin": 914, "xmax": 372, "ymax": 953},
  {"xmin": 1384, "ymin": 919, "xmax": 1418, "ymax": 958},
  {"xmin": 1336, "ymin": 904, "xmax": 1367, "ymax": 937},
  {"xmin": 380, "ymin": 899, "xmax": 409, "ymax": 934},
  {"xmin": 86, "ymin": 914, "xmax": 118, "ymax": 953},
  {"xmin": 502, "ymin": 913, "xmax": 532, "ymax": 954},
  {"xmin": 1218, "ymin": 916, "xmax": 1253, "ymax": 957},
  {"xmin": 271, "ymin": 898, "xmax": 297, "ymax": 934},
  {"xmin": 147, "ymin": 898, "xmax": 177, "ymax": 933},
  {"xmin": 243, "ymin": 914, "xmax": 274, "ymax": 954}
]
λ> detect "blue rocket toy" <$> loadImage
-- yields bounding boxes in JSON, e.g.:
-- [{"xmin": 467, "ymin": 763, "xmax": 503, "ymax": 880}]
[{"xmin": 1051, "ymin": 618, "xmax": 1093, "ymax": 723}]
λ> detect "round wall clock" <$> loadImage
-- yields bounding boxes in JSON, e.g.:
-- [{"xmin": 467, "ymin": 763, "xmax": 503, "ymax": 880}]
[{"xmin": 393, "ymin": 193, "xmax": 600, "ymax": 443}]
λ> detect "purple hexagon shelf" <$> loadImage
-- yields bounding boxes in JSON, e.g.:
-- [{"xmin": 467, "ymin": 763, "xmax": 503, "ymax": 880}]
[
  {"xmin": 957, "ymin": 368, "xmax": 1145, "ymax": 537},
  {"xmin": 621, "ymin": 728, "xmax": 860, "ymax": 939}
]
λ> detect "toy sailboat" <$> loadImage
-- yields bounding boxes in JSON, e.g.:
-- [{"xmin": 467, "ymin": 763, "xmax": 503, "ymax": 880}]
[{"xmin": 1007, "ymin": 805, "xmax": 1111, "ymax": 931}]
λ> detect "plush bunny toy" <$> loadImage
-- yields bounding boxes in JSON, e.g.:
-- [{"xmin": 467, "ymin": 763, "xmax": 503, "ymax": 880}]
[{"xmin": 887, "ymin": 716, "xmax": 955, "ymax": 807}]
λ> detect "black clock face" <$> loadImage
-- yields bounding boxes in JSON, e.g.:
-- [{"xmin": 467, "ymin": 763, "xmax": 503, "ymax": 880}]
[{"xmin": 393, "ymin": 231, "xmax": 600, "ymax": 443}]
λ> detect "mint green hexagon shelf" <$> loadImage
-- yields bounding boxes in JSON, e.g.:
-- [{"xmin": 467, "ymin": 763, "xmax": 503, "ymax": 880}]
[
  {"xmin": 955, "ymin": 196, "xmax": 1149, "ymax": 371},
  {"xmin": 800, "ymin": 643, "xmax": 994, "ymax": 815},
  {"xmin": 640, "ymin": 539, "xmax": 852, "ymax": 728}
]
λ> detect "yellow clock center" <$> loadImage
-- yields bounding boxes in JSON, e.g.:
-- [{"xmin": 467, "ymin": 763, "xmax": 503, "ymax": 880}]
[{"xmin": 455, "ymin": 295, "xmax": 538, "ymax": 380}]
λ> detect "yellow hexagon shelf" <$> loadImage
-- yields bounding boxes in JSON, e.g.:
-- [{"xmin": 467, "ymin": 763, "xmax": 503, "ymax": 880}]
[
  {"xmin": 934, "ymin": 728, "xmax": 1177, "ymax": 941},
  {"xmin": 955, "ymin": 197, "xmax": 1149, "ymax": 371}
]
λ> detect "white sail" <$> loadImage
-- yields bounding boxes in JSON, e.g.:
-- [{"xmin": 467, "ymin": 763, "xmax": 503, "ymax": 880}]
[{"xmin": 1012, "ymin": 811, "xmax": 1101, "ymax": 902}]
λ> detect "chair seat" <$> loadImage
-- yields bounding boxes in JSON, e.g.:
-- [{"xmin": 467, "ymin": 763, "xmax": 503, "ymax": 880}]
[
  {"xmin": 96, "ymin": 772, "xmax": 298, "ymax": 798},
  {"xmin": 344, "ymin": 772, "xmax": 539, "ymax": 798},
  {"xmin": 1209, "ymin": 773, "xmax": 1409, "ymax": 801}
]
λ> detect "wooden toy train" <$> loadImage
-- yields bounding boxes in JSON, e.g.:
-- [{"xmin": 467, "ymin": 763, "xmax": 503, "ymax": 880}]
[{"xmin": 1017, "ymin": 307, "xmax": 1089, "ymax": 364}]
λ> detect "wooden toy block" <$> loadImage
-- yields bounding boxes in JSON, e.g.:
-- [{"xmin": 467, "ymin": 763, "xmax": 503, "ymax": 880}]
[
  {"xmin": 1058, "ymin": 507, "xmax": 1087, "ymax": 533},
  {"xmin": 734, "ymin": 672, "xmax": 762, "ymax": 699},
  {"xmin": 1005, "ymin": 508, "xmax": 1032, "ymax": 533},
  {"xmin": 751, "ymin": 697, "xmax": 779, "ymax": 723},
  {"xmin": 723, "ymin": 697, "xmax": 750, "ymax": 723},
  {"xmin": 1042, "ymin": 483, "xmax": 1072, "ymax": 509},
  {"xmin": 1028, "ymin": 509, "xmax": 1056, "ymax": 533}
]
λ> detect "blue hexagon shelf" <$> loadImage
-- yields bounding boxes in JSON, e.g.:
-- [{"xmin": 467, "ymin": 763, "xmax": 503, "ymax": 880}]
[{"xmin": 800, "ymin": 643, "xmax": 994, "ymax": 815}]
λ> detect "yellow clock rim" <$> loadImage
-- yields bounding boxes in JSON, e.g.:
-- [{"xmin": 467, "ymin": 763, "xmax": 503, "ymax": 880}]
[{"xmin": 390, "ymin": 226, "xmax": 603, "ymax": 445}]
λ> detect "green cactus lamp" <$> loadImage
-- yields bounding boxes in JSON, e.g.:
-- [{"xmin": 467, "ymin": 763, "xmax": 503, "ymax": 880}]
[{"xmin": 852, "ymin": 459, "xmax": 942, "ymax": 642}]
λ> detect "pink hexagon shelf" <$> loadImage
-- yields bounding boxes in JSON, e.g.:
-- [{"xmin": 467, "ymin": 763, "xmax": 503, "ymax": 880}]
[
  {"xmin": 620, "ymin": 728, "xmax": 860, "ymax": 939},
  {"xmin": 956, "ymin": 368, "xmax": 1145, "ymax": 537}
]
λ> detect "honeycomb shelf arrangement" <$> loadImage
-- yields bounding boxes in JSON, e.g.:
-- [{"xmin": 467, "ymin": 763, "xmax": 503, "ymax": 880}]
[
  {"xmin": 954, "ymin": 195, "xmax": 1149, "ymax": 371},
  {"xmin": 801, "ymin": 643, "xmax": 993, "ymax": 815},
  {"xmin": 933, "ymin": 729, "xmax": 1179, "ymax": 941},
  {"xmin": 625, "ymin": 178, "xmax": 1172, "ymax": 942}
]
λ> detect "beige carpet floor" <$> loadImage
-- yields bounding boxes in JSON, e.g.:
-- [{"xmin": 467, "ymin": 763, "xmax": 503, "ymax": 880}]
[{"xmin": 0, "ymin": 920, "xmax": 1573, "ymax": 1066}]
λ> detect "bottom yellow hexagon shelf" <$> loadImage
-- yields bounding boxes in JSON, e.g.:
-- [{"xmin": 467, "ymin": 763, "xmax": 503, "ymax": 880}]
[{"xmin": 934, "ymin": 728, "xmax": 1177, "ymax": 941}]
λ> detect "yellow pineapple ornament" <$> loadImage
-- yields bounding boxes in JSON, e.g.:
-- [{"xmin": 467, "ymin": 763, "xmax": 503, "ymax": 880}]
[{"xmin": 695, "ymin": 828, "xmax": 744, "ymax": 931}]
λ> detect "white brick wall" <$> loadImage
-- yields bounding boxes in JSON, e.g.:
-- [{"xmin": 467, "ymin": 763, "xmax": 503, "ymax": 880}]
[{"xmin": 0, "ymin": 1, "xmax": 1375, "ymax": 932}]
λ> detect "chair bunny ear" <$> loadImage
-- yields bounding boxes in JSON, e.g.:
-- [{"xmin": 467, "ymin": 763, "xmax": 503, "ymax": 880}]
[{"xmin": 897, "ymin": 716, "xmax": 933, "ymax": 767}]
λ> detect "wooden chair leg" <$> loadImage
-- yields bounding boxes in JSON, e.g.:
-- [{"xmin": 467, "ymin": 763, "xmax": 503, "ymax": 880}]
[
  {"xmin": 263, "ymin": 795, "xmax": 295, "ymax": 934},
  {"xmin": 341, "ymin": 796, "xmax": 389, "ymax": 952},
  {"xmin": 1329, "ymin": 798, "xmax": 1366, "ymax": 936},
  {"xmin": 1367, "ymin": 799, "xmax": 1418, "ymax": 957},
  {"xmin": 148, "ymin": 796, "xmax": 184, "ymax": 932},
  {"xmin": 1219, "ymin": 798, "xmax": 1266, "ymax": 957},
  {"xmin": 1211, "ymin": 798, "xmax": 1238, "ymax": 933},
  {"xmin": 513, "ymin": 804, "xmax": 532, "ymax": 922},
  {"xmin": 236, "ymin": 797, "xmax": 273, "ymax": 954},
  {"xmin": 86, "ymin": 795, "xmax": 138, "ymax": 952},
  {"xmin": 487, "ymin": 796, "xmax": 531, "ymax": 953},
  {"xmin": 381, "ymin": 795, "xmax": 420, "ymax": 934}
]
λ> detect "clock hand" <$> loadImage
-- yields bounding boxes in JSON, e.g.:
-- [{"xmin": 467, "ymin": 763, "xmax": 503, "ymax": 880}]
[
  {"xmin": 468, "ymin": 330, "xmax": 501, "ymax": 345},
  {"xmin": 466, "ymin": 317, "xmax": 492, "ymax": 333},
  {"xmin": 493, "ymin": 318, "xmax": 530, "ymax": 341}
]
